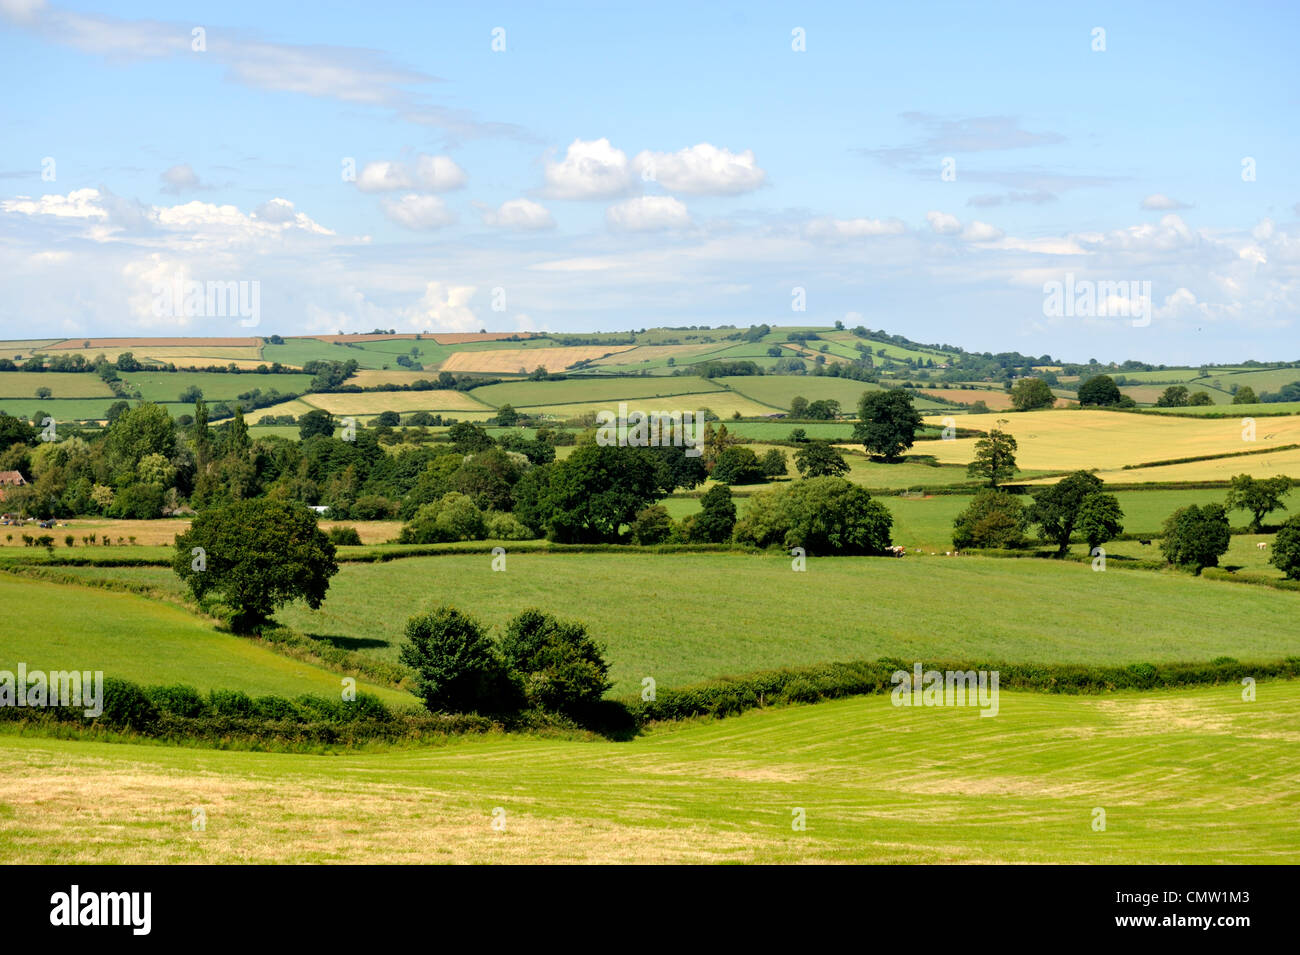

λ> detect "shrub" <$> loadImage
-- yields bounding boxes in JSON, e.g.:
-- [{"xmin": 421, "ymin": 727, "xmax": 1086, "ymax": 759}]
[
  {"xmin": 734, "ymin": 476, "xmax": 892, "ymax": 555},
  {"xmin": 1270, "ymin": 516, "xmax": 1300, "ymax": 580},
  {"xmin": 952, "ymin": 489, "xmax": 1028, "ymax": 549},
  {"xmin": 760, "ymin": 448, "xmax": 788, "ymax": 478},
  {"xmin": 712, "ymin": 446, "xmax": 766, "ymax": 485},
  {"xmin": 399, "ymin": 607, "xmax": 515, "ymax": 714},
  {"xmin": 327, "ymin": 526, "xmax": 363, "ymax": 546},
  {"xmin": 1161, "ymin": 503, "xmax": 1231, "ymax": 572},
  {"xmin": 793, "ymin": 442, "xmax": 849, "ymax": 478},
  {"xmin": 144, "ymin": 683, "xmax": 206, "ymax": 718},
  {"xmin": 398, "ymin": 492, "xmax": 488, "ymax": 543},
  {"xmin": 98, "ymin": 678, "xmax": 158, "ymax": 729},
  {"xmin": 485, "ymin": 511, "xmax": 534, "ymax": 541},
  {"xmin": 689, "ymin": 484, "xmax": 736, "ymax": 543},
  {"xmin": 208, "ymin": 688, "xmax": 256, "ymax": 718},
  {"xmin": 630, "ymin": 504, "xmax": 673, "ymax": 545},
  {"xmin": 499, "ymin": 609, "xmax": 612, "ymax": 716}
]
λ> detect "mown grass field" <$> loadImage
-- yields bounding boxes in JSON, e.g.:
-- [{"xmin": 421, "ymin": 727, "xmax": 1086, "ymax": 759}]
[
  {"xmin": 0, "ymin": 372, "xmax": 113, "ymax": 398},
  {"xmin": 3, "ymin": 681, "xmax": 1296, "ymax": 863},
  {"xmin": 718, "ymin": 375, "xmax": 880, "ymax": 410},
  {"xmin": 117, "ymin": 370, "xmax": 314, "ymax": 402},
  {"xmin": 0, "ymin": 575, "xmax": 410, "ymax": 705}
]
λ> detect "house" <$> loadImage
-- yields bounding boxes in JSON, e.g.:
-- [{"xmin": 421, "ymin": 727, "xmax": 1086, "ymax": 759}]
[{"xmin": 0, "ymin": 471, "xmax": 27, "ymax": 503}]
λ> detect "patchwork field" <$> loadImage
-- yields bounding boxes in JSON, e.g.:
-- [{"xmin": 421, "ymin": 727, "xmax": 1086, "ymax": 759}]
[
  {"xmin": 3, "ymin": 682, "xmax": 1296, "ymax": 864},
  {"xmin": 438, "ymin": 346, "xmax": 635, "ymax": 374},
  {"xmin": 301, "ymin": 390, "xmax": 493, "ymax": 415}
]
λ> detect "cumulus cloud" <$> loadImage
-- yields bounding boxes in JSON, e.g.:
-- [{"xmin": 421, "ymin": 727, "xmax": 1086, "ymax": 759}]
[
  {"xmin": 1141, "ymin": 193, "xmax": 1191, "ymax": 211},
  {"xmin": 803, "ymin": 216, "xmax": 906, "ymax": 240},
  {"xmin": 405, "ymin": 281, "xmax": 479, "ymax": 331},
  {"xmin": 481, "ymin": 198, "xmax": 555, "ymax": 231},
  {"xmin": 544, "ymin": 138, "xmax": 634, "ymax": 200},
  {"xmin": 962, "ymin": 220, "xmax": 1004, "ymax": 242},
  {"xmin": 414, "ymin": 155, "xmax": 467, "ymax": 191},
  {"xmin": 356, "ymin": 155, "xmax": 466, "ymax": 193},
  {"xmin": 926, "ymin": 211, "xmax": 962, "ymax": 235},
  {"xmin": 356, "ymin": 160, "xmax": 413, "ymax": 192},
  {"xmin": 1, "ymin": 187, "xmax": 107, "ymax": 219},
  {"xmin": 380, "ymin": 194, "xmax": 455, "ymax": 230},
  {"xmin": 605, "ymin": 195, "xmax": 690, "ymax": 232},
  {"xmin": 632, "ymin": 144, "xmax": 765, "ymax": 195}
]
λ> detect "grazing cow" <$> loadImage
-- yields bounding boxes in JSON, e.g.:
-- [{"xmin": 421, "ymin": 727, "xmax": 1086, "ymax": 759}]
[
  {"xmin": 1139, "ymin": 539, "xmax": 1152, "ymax": 546},
  {"xmin": 1257, "ymin": 542, "xmax": 1268, "ymax": 550}
]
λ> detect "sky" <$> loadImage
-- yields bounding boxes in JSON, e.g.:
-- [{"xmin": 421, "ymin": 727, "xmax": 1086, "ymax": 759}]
[{"xmin": 1, "ymin": 0, "xmax": 1297, "ymax": 365}]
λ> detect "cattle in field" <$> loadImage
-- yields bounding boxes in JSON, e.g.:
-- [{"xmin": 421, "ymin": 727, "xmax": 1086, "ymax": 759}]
[
  {"xmin": 1257, "ymin": 542, "xmax": 1268, "ymax": 550},
  {"xmin": 1139, "ymin": 539, "xmax": 1152, "ymax": 546}
]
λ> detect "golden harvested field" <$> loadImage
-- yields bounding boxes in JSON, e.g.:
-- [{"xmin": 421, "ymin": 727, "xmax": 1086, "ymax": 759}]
[
  {"xmin": 42, "ymin": 337, "xmax": 260, "ymax": 350},
  {"xmin": 438, "ymin": 345, "xmax": 635, "ymax": 374},
  {"xmin": 248, "ymin": 398, "xmax": 318, "ymax": 421},
  {"xmin": 349, "ymin": 369, "xmax": 448, "ymax": 388},
  {"xmin": 0, "ymin": 518, "xmax": 400, "ymax": 546},
  {"xmin": 34, "ymin": 346, "xmax": 266, "ymax": 365},
  {"xmin": 302, "ymin": 390, "xmax": 492, "ymax": 414},
  {"xmin": 1022, "ymin": 445, "xmax": 1300, "ymax": 485},
  {"xmin": 431, "ymin": 332, "xmax": 537, "ymax": 344},
  {"xmin": 922, "ymin": 409, "xmax": 1300, "ymax": 472},
  {"xmin": 591, "ymin": 342, "xmax": 728, "ymax": 365},
  {"xmin": 917, "ymin": 388, "xmax": 1015, "ymax": 409}
]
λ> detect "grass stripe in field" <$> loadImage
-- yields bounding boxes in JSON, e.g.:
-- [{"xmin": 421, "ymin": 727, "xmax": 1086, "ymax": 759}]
[
  {"xmin": 1, "ymin": 682, "xmax": 1295, "ymax": 863},
  {"xmin": 0, "ymin": 574, "xmax": 411, "ymax": 706}
]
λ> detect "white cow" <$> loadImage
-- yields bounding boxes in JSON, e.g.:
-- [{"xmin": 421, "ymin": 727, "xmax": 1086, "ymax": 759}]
[{"xmin": 1257, "ymin": 542, "xmax": 1268, "ymax": 550}]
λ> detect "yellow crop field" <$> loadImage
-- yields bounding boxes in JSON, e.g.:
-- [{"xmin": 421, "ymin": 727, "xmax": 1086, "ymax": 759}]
[
  {"xmin": 591, "ymin": 342, "xmax": 727, "ymax": 365},
  {"xmin": 438, "ymin": 345, "xmax": 635, "ymax": 374},
  {"xmin": 34, "ymin": 346, "xmax": 266, "ymax": 365},
  {"xmin": 349, "ymin": 369, "xmax": 444, "ymax": 388},
  {"xmin": 1021, "ymin": 445, "xmax": 1300, "ymax": 485},
  {"xmin": 301, "ymin": 390, "xmax": 492, "ymax": 414},
  {"xmin": 248, "ymin": 398, "xmax": 317, "ymax": 421},
  {"xmin": 921, "ymin": 409, "xmax": 1300, "ymax": 472}
]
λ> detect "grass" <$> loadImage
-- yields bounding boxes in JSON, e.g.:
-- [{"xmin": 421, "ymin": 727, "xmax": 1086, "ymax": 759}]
[
  {"xmin": 471, "ymin": 376, "xmax": 722, "ymax": 408},
  {"xmin": 718, "ymin": 375, "xmax": 880, "ymax": 411},
  {"xmin": 228, "ymin": 552, "xmax": 1300, "ymax": 695},
  {"xmin": 115, "ymin": 370, "xmax": 314, "ymax": 402},
  {"xmin": 2, "ymin": 680, "xmax": 1296, "ymax": 863},
  {"xmin": 0, "ymin": 574, "xmax": 411, "ymax": 706},
  {"xmin": 0, "ymin": 372, "xmax": 114, "ymax": 398}
]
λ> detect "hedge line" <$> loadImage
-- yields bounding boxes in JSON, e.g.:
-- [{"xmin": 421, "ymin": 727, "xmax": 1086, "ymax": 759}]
[
  {"xmin": 1121, "ymin": 443, "xmax": 1299, "ymax": 470},
  {"xmin": 625, "ymin": 656, "xmax": 1300, "ymax": 723}
]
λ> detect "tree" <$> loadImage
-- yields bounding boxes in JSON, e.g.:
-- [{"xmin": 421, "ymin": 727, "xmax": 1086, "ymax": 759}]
[
  {"xmin": 535, "ymin": 445, "xmax": 662, "ymax": 543},
  {"xmin": 1160, "ymin": 503, "xmax": 1231, "ymax": 573},
  {"xmin": 298, "ymin": 409, "xmax": 336, "ymax": 440},
  {"xmin": 34, "ymin": 386, "xmax": 52, "ymax": 400},
  {"xmin": 760, "ymin": 448, "xmax": 788, "ymax": 478},
  {"xmin": 1010, "ymin": 378, "xmax": 1056, "ymax": 411},
  {"xmin": 499, "ymin": 609, "xmax": 611, "ymax": 715},
  {"xmin": 1156, "ymin": 385, "xmax": 1190, "ymax": 408},
  {"xmin": 804, "ymin": 399, "xmax": 840, "ymax": 420},
  {"xmin": 1076, "ymin": 492, "xmax": 1125, "ymax": 550},
  {"xmin": 1027, "ymin": 470, "xmax": 1104, "ymax": 556},
  {"xmin": 952, "ymin": 489, "xmax": 1028, "ymax": 550},
  {"xmin": 855, "ymin": 389, "xmax": 922, "ymax": 461},
  {"xmin": 966, "ymin": 426, "xmax": 1018, "ymax": 486},
  {"xmin": 448, "ymin": 421, "xmax": 493, "ymax": 454},
  {"xmin": 793, "ymin": 441, "xmax": 849, "ymax": 478},
  {"xmin": 398, "ymin": 493, "xmax": 487, "ymax": 543},
  {"xmin": 733, "ymin": 476, "xmax": 892, "ymax": 555},
  {"xmin": 630, "ymin": 504, "xmax": 673, "ymax": 544},
  {"xmin": 1233, "ymin": 386, "xmax": 1258, "ymax": 405},
  {"xmin": 690, "ymin": 484, "xmax": 737, "ymax": 542},
  {"xmin": 399, "ymin": 607, "xmax": 514, "ymax": 714},
  {"xmin": 1225, "ymin": 474, "xmax": 1292, "ymax": 531},
  {"xmin": 789, "ymin": 396, "xmax": 809, "ymax": 418},
  {"xmin": 1270, "ymin": 516, "xmax": 1300, "ymax": 580},
  {"xmin": 712, "ymin": 446, "xmax": 766, "ymax": 485},
  {"xmin": 495, "ymin": 404, "xmax": 521, "ymax": 427},
  {"xmin": 1187, "ymin": 391, "xmax": 1214, "ymax": 406},
  {"xmin": 173, "ymin": 498, "xmax": 339, "ymax": 632},
  {"xmin": 1077, "ymin": 375, "xmax": 1121, "ymax": 407},
  {"xmin": 374, "ymin": 410, "xmax": 401, "ymax": 427}
]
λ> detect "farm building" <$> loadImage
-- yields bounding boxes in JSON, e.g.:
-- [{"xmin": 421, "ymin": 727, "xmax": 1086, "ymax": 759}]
[{"xmin": 0, "ymin": 470, "xmax": 27, "ymax": 502}]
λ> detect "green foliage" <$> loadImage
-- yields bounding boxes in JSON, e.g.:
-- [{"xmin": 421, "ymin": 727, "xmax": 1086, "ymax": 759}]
[
  {"xmin": 1225, "ymin": 473, "xmax": 1292, "ymax": 530},
  {"xmin": 399, "ymin": 607, "xmax": 515, "ymax": 715},
  {"xmin": 298, "ymin": 409, "xmax": 336, "ymax": 440},
  {"xmin": 399, "ymin": 492, "xmax": 488, "ymax": 543},
  {"xmin": 1010, "ymin": 378, "xmax": 1056, "ymax": 411},
  {"xmin": 1187, "ymin": 391, "xmax": 1214, "ymax": 406},
  {"xmin": 327, "ymin": 526, "xmax": 363, "ymax": 546},
  {"xmin": 1077, "ymin": 374, "xmax": 1122, "ymax": 406},
  {"xmin": 854, "ymin": 389, "xmax": 922, "ymax": 461},
  {"xmin": 534, "ymin": 444, "xmax": 662, "ymax": 543},
  {"xmin": 1270, "ymin": 517, "xmax": 1300, "ymax": 580},
  {"xmin": 1160, "ymin": 503, "xmax": 1231, "ymax": 572},
  {"xmin": 1157, "ymin": 385, "xmax": 1190, "ymax": 407},
  {"xmin": 734, "ymin": 476, "xmax": 892, "ymax": 555},
  {"xmin": 793, "ymin": 441, "xmax": 848, "ymax": 478},
  {"xmin": 173, "ymin": 498, "xmax": 339, "ymax": 632},
  {"xmin": 630, "ymin": 504, "xmax": 674, "ymax": 544},
  {"xmin": 1076, "ymin": 492, "xmax": 1125, "ymax": 550},
  {"xmin": 712, "ymin": 446, "xmax": 765, "ymax": 484},
  {"xmin": 691, "ymin": 485, "xmax": 737, "ymax": 543},
  {"xmin": 1027, "ymin": 470, "xmax": 1105, "ymax": 556},
  {"xmin": 499, "ymin": 609, "xmax": 611, "ymax": 715},
  {"xmin": 952, "ymin": 489, "xmax": 1028, "ymax": 549},
  {"xmin": 1233, "ymin": 386, "xmax": 1258, "ymax": 404},
  {"xmin": 966, "ymin": 427, "xmax": 1018, "ymax": 486},
  {"xmin": 759, "ymin": 448, "xmax": 788, "ymax": 478}
]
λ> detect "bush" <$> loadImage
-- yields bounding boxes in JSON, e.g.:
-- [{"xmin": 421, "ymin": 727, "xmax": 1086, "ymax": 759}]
[
  {"xmin": 398, "ymin": 493, "xmax": 488, "ymax": 543},
  {"xmin": 499, "ymin": 609, "xmax": 611, "ymax": 716},
  {"xmin": 733, "ymin": 476, "xmax": 892, "ymax": 555},
  {"xmin": 208, "ymin": 688, "xmax": 256, "ymax": 718},
  {"xmin": 689, "ymin": 484, "xmax": 736, "ymax": 543},
  {"xmin": 712, "ymin": 446, "xmax": 766, "ymax": 485},
  {"xmin": 1161, "ymin": 503, "xmax": 1231, "ymax": 572},
  {"xmin": 486, "ymin": 511, "xmax": 534, "ymax": 540},
  {"xmin": 952, "ymin": 489, "xmax": 1028, "ymax": 549},
  {"xmin": 760, "ymin": 448, "xmax": 788, "ymax": 478},
  {"xmin": 327, "ymin": 526, "xmax": 363, "ymax": 546},
  {"xmin": 99, "ymin": 677, "xmax": 158, "ymax": 729},
  {"xmin": 1270, "ymin": 516, "xmax": 1300, "ymax": 580},
  {"xmin": 144, "ymin": 683, "xmax": 206, "ymax": 718},
  {"xmin": 630, "ymin": 504, "xmax": 673, "ymax": 545},
  {"xmin": 399, "ymin": 607, "xmax": 515, "ymax": 714}
]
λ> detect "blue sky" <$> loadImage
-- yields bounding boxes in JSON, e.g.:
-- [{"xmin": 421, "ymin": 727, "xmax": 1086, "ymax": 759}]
[{"xmin": 1, "ymin": 0, "xmax": 1297, "ymax": 364}]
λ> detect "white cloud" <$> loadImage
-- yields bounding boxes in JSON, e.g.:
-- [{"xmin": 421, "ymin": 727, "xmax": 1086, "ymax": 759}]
[
  {"xmin": 962, "ymin": 220, "xmax": 1004, "ymax": 242},
  {"xmin": 1141, "ymin": 193, "xmax": 1191, "ymax": 211},
  {"xmin": 605, "ymin": 196, "xmax": 690, "ymax": 232},
  {"xmin": 803, "ymin": 216, "xmax": 906, "ymax": 240},
  {"xmin": 633, "ymin": 144, "xmax": 765, "ymax": 195},
  {"xmin": 926, "ymin": 211, "xmax": 962, "ymax": 235},
  {"xmin": 160, "ymin": 163, "xmax": 202, "ymax": 194},
  {"xmin": 1, "ymin": 187, "xmax": 107, "ymax": 219},
  {"xmin": 415, "ymin": 155, "xmax": 467, "ymax": 191},
  {"xmin": 481, "ymin": 198, "xmax": 555, "ymax": 231},
  {"xmin": 381, "ymin": 194, "xmax": 455, "ymax": 230},
  {"xmin": 356, "ymin": 161, "xmax": 413, "ymax": 192},
  {"xmin": 543, "ymin": 138, "xmax": 634, "ymax": 200},
  {"xmin": 357, "ymin": 155, "xmax": 466, "ymax": 194},
  {"xmin": 405, "ymin": 281, "xmax": 479, "ymax": 331}
]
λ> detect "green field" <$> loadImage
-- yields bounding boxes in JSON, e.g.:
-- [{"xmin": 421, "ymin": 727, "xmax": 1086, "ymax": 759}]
[
  {"xmin": 116, "ymin": 370, "xmax": 315, "ymax": 402},
  {"xmin": 0, "ymin": 574, "xmax": 410, "ymax": 706},
  {"xmin": 471, "ymin": 376, "xmax": 722, "ymax": 409},
  {"xmin": 0, "ymin": 372, "xmax": 113, "ymax": 398},
  {"xmin": 3, "ymin": 681, "xmax": 1296, "ymax": 863}
]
